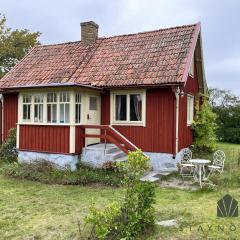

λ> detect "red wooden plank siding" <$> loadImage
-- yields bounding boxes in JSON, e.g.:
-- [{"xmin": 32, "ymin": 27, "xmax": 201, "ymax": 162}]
[
  {"xmin": 75, "ymin": 126, "xmax": 85, "ymax": 154},
  {"xmin": 178, "ymin": 62, "xmax": 199, "ymax": 150},
  {"xmin": 3, "ymin": 93, "xmax": 18, "ymax": 141},
  {"xmin": 19, "ymin": 125, "xmax": 70, "ymax": 154},
  {"xmin": 101, "ymin": 88, "xmax": 175, "ymax": 153}
]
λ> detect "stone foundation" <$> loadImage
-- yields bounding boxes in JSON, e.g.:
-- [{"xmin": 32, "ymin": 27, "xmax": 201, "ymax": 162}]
[
  {"xmin": 145, "ymin": 152, "xmax": 178, "ymax": 171},
  {"xmin": 18, "ymin": 151, "xmax": 79, "ymax": 171}
]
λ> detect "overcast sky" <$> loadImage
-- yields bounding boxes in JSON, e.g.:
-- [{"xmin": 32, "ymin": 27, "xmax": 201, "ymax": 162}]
[{"xmin": 1, "ymin": 0, "xmax": 240, "ymax": 95}]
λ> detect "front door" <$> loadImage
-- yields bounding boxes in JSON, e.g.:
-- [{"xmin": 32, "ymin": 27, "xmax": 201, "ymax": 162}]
[{"xmin": 85, "ymin": 95, "xmax": 101, "ymax": 146}]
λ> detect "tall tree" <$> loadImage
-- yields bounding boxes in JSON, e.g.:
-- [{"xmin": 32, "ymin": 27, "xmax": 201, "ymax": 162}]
[
  {"xmin": 209, "ymin": 88, "xmax": 240, "ymax": 107},
  {"xmin": 0, "ymin": 14, "xmax": 41, "ymax": 78},
  {"xmin": 209, "ymin": 88, "xmax": 240, "ymax": 143}
]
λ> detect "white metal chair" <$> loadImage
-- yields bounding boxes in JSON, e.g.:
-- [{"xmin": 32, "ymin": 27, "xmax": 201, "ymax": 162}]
[
  {"xmin": 208, "ymin": 150, "xmax": 225, "ymax": 176},
  {"xmin": 179, "ymin": 148, "xmax": 195, "ymax": 179}
]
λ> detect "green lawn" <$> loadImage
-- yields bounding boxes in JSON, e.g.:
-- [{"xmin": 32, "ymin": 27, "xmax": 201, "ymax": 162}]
[{"xmin": 0, "ymin": 142, "xmax": 240, "ymax": 239}]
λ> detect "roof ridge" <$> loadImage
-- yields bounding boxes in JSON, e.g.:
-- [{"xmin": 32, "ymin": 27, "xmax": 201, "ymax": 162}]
[
  {"xmin": 99, "ymin": 22, "xmax": 199, "ymax": 40},
  {"xmin": 38, "ymin": 22, "xmax": 199, "ymax": 47}
]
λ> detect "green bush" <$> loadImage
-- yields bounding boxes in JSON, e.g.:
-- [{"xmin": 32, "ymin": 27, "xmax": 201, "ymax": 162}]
[
  {"xmin": 192, "ymin": 99, "xmax": 217, "ymax": 152},
  {"xmin": 85, "ymin": 150, "xmax": 156, "ymax": 239},
  {"xmin": 0, "ymin": 128, "xmax": 17, "ymax": 163},
  {"xmin": 1, "ymin": 160, "xmax": 122, "ymax": 186}
]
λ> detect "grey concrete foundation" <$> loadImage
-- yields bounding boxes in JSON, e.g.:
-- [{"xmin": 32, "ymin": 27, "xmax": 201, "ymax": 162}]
[
  {"xmin": 18, "ymin": 151, "xmax": 79, "ymax": 171},
  {"xmin": 81, "ymin": 143, "xmax": 127, "ymax": 168},
  {"xmin": 145, "ymin": 152, "xmax": 178, "ymax": 172}
]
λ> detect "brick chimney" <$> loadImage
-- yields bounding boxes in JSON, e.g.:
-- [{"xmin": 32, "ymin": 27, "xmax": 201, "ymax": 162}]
[{"xmin": 80, "ymin": 21, "xmax": 99, "ymax": 44}]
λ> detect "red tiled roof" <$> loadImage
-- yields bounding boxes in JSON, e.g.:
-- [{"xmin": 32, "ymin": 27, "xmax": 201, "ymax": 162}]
[{"xmin": 0, "ymin": 23, "xmax": 201, "ymax": 89}]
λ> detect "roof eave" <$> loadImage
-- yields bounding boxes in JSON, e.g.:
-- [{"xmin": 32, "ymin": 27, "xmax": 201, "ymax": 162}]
[{"xmin": 0, "ymin": 82, "xmax": 103, "ymax": 93}]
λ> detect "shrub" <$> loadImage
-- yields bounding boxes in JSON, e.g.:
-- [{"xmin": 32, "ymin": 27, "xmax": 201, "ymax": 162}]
[
  {"xmin": 85, "ymin": 150, "xmax": 156, "ymax": 239},
  {"xmin": 0, "ymin": 128, "xmax": 17, "ymax": 163},
  {"xmin": 85, "ymin": 202, "xmax": 121, "ymax": 240},
  {"xmin": 192, "ymin": 98, "xmax": 217, "ymax": 152},
  {"xmin": 1, "ymin": 160, "xmax": 122, "ymax": 186}
]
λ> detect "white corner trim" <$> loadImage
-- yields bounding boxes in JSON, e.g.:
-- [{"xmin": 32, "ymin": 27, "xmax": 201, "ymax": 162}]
[
  {"xmin": 16, "ymin": 124, "xmax": 20, "ymax": 149},
  {"xmin": 69, "ymin": 126, "xmax": 76, "ymax": 153},
  {"xmin": 174, "ymin": 88, "xmax": 179, "ymax": 154}
]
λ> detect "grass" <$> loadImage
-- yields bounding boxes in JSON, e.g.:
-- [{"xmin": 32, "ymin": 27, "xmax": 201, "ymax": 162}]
[{"xmin": 0, "ymin": 142, "xmax": 240, "ymax": 239}]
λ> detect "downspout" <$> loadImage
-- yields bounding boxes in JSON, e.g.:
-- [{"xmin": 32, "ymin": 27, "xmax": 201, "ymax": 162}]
[
  {"xmin": 0, "ymin": 94, "xmax": 3, "ymax": 143},
  {"xmin": 174, "ymin": 87, "xmax": 180, "ymax": 155}
]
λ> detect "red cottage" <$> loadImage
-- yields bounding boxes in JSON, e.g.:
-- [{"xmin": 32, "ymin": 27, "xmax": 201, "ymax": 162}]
[{"xmin": 0, "ymin": 21, "xmax": 207, "ymax": 170}]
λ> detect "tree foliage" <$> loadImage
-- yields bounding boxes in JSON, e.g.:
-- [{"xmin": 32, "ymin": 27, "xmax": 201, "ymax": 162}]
[
  {"xmin": 0, "ymin": 14, "xmax": 41, "ymax": 78},
  {"xmin": 0, "ymin": 128, "xmax": 17, "ymax": 163},
  {"xmin": 209, "ymin": 88, "xmax": 240, "ymax": 143},
  {"xmin": 192, "ymin": 98, "xmax": 217, "ymax": 152}
]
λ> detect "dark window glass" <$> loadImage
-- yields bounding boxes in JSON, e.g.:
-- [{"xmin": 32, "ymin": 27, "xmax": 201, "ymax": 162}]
[
  {"xmin": 130, "ymin": 94, "xmax": 142, "ymax": 121},
  {"xmin": 115, "ymin": 95, "xmax": 127, "ymax": 121}
]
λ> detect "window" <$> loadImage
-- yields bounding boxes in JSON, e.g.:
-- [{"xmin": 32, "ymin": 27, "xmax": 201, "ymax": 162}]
[
  {"xmin": 187, "ymin": 95, "xmax": 194, "ymax": 125},
  {"xmin": 75, "ymin": 93, "xmax": 81, "ymax": 123},
  {"xmin": 130, "ymin": 94, "xmax": 142, "ymax": 121},
  {"xmin": 47, "ymin": 93, "xmax": 57, "ymax": 123},
  {"xmin": 34, "ymin": 95, "xmax": 43, "ymax": 122},
  {"xmin": 59, "ymin": 92, "xmax": 70, "ymax": 123},
  {"xmin": 112, "ymin": 91, "xmax": 145, "ymax": 125},
  {"xmin": 89, "ymin": 96, "xmax": 97, "ymax": 110},
  {"xmin": 115, "ymin": 95, "xmax": 127, "ymax": 121},
  {"xmin": 22, "ymin": 94, "xmax": 32, "ymax": 121},
  {"xmin": 189, "ymin": 57, "xmax": 194, "ymax": 77}
]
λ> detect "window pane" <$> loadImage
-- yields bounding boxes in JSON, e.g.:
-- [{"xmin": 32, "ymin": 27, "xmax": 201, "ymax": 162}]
[
  {"xmin": 47, "ymin": 104, "xmax": 51, "ymax": 123},
  {"xmin": 23, "ymin": 105, "xmax": 27, "ymax": 120},
  {"xmin": 130, "ymin": 94, "xmax": 142, "ymax": 121},
  {"xmin": 60, "ymin": 104, "xmax": 65, "ymax": 123},
  {"xmin": 76, "ymin": 93, "xmax": 81, "ymax": 103},
  {"xmin": 75, "ymin": 104, "xmax": 81, "ymax": 123},
  {"xmin": 65, "ymin": 104, "xmax": 70, "ymax": 123},
  {"xmin": 47, "ymin": 93, "xmax": 57, "ymax": 102},
  {"xmin": 27, "ymin": 105, "xmax": 31, "ymax": 120},
  {"xmin": 34, "ymin": 95, "xmax": 43, "ymax": 103},
  {"xmin": 60, "ymin": 92, "xmax": 70, "ymax": 102},
  {"xmin": 115, "ymin": 95, "xmax": 126, "ymax": 121},
  {"xmin": 23, "ymin": 95, "xmax": 31, "ymax": 103},
  {"xmin": 89, "ymin": 97, "xmax": 97, "ymax": 110},
  {"xmin": 39, "ymin": 104, "xmax": 43, "ymax": 122},
  {"xmin": 52, "ymin": 104, "xmax": 57, "ymax": 123},
  {"xmin": 34, "ymin": 105, "xmax": 38, "ymax": 122},
  {"xmin": 187, "ymin": 96, "xmax": 194, "ymax": 123}
]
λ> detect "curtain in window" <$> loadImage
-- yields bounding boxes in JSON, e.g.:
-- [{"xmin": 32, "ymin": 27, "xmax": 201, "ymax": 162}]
[
  {"xmin": 115, "ymin": 95, "xmax": 126, "ymax": 121},
  {"xmin": 133, "ymin": 95, "xmax": 142, "ymax": 121},
  {"xmin": 130, "ymin": 94, "xmax": 142, "ymax": 121}
]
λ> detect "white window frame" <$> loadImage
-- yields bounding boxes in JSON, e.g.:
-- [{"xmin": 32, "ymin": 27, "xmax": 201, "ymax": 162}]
[
  {"xmin": 59, "ymin": 92, "xmax": 70, "ymax": 124},
  {"xmin": 33, "ymin": 94, "xmax": 44, "ymax": 123},
  {"xmin": 47, "ymin": 93, "xmax": 57, "ymax": 123},
  {"xmin": 75, "ymin": 93, "xmax": 82, "ymax": 123},
  {"xmin": 22, "ymin": 94, "xmax": 32, "ymax": 122},
  {"xmin": 187, "ymin": 94, "xmax": 194, "ymax": 126},
  {"xmin": 110, "ymin": 90, "xmax": 146, "ymax": 126}
]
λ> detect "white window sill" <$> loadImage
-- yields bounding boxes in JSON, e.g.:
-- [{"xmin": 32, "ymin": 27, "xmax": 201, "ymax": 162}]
[
  {"xmin": 111, "ymin": 121, "xmax": 145, "ymax": 127},
  {"xmin": 187, "ymin": 122, "xmax": 193, "ymax": 127}
]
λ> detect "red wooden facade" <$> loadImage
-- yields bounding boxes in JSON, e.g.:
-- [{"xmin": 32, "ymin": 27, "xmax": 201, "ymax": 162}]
[
  {"xmin": 19, "ymin": 125, "xmax": 70, "ymax": 154},
  {"xmin": 1, "ymin": 63, "xmax": 200, "ymax": 155},
  {"xmin": 101, "ymin": 88, "xmax": 175, "ymax": 153},
  {"xmin": 3, "ymin": 93, "xmax": 18, "ymax": 141},
  {"xmin": 178, "ymin": 64, "xmax": 199, "ymax": 151}
]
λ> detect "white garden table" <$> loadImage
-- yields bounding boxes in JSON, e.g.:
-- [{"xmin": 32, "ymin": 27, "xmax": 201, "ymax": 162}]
[{"xmin": 189, "ymin": 159, "xmax": 211, "ymax": 188}]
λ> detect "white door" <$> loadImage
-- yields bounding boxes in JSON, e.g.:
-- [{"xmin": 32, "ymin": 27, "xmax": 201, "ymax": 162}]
[{"xmin": 85, "ymin": 95, "xmax": 101, "ymax": 146}]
